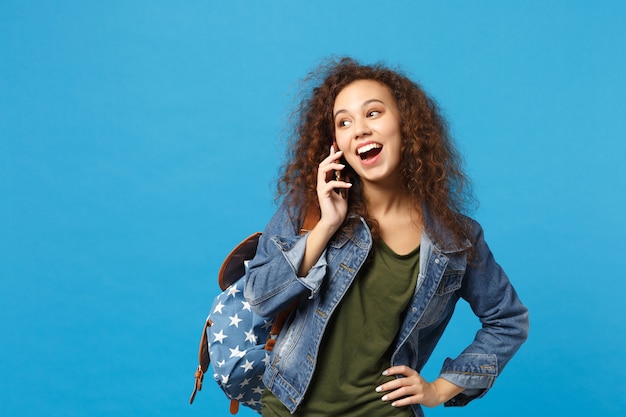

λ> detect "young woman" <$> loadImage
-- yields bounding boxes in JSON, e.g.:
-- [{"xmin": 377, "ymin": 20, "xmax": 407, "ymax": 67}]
[{"xmin": 244, "ymin": 57, "xmax": 529, "ymax": 417}]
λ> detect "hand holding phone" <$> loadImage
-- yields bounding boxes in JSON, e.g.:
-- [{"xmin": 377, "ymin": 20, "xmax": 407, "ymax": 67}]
[{"xmin": 332, "ymin": 142, "xmax": 347, "ymax": 198}]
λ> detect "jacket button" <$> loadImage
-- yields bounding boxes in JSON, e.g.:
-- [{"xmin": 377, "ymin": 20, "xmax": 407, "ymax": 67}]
[{"xmin": 435, "ymin": 259, "xmax": 440, "ymax": 264}]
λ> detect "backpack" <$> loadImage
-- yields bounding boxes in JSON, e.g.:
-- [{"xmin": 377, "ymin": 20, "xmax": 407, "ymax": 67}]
[{"xmin": 189, "ymin": 210, "xmax": 317, "ymax": 414}]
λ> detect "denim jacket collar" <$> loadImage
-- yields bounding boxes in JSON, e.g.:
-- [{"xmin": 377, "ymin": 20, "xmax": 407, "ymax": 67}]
[{"xmin": 421, "ymin": 207, "xmax": 472, "ymax": 254}]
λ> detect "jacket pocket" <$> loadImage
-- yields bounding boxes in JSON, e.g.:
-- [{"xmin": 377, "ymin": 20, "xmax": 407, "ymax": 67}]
[
  {"xmin": 436, "ymin": 269, "xmax": 464, "ymax": 295},
  {"xmin": 418, "ymin": 270, "xmax": 464, "ymax": 328}
]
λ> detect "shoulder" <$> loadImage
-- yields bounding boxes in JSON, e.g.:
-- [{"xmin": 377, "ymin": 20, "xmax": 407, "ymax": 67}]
[
  {"xmin": 458, "ymin": 214, "xmax": 483, "ymax": 239},
  {"xmin": 264, "ymin": 197, "xmax": 308, "ymax": 236},
  {"xmin": 423, "ymin": 212, "xmax": 478, "ymax": 254}
]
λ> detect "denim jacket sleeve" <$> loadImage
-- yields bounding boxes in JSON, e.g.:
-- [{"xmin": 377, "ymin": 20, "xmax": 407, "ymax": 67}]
[
  {"xmin": 243, "ymin": 200, "xmax": 327, "ymax": 317},
  {"xmin": 439, "ymin": 220, "xmax": 529, "ymax": 406}
]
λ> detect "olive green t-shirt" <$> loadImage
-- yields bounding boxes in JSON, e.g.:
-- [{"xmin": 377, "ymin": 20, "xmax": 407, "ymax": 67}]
[{"xmin": 262, "ymin": 240, "xmax": 420, "ymax": 417}]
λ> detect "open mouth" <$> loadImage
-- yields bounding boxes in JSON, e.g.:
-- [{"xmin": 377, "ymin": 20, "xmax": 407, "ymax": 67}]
[{"xmin": 357, "ymin": 143, "xmax": 383, "ymax": 161}]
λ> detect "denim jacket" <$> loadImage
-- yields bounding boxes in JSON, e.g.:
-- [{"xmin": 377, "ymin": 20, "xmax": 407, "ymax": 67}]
[{"xmin": 244, "ymin": 201, "xmax": 529, "ymax": 416}]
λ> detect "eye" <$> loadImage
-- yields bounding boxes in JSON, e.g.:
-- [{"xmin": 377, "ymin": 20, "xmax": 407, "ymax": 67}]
[
  {"xmin": 337, "ymin": 119, "xmax": 352, "ymax": 128},
  {"xmin": 367, "ymin": 110, "xmax": 381, "ymax": 118}
]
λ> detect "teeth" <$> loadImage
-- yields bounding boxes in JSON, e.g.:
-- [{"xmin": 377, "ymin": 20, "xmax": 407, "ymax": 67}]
[{"xmin": 357, "ymin": 143, "xmax": 382, "ymax": 155}]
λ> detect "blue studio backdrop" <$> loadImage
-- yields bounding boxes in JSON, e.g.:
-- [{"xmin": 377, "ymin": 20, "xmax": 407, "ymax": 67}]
[{"xmin": 1, "ymin": 1, "xmax": 625, "ymax": 416}]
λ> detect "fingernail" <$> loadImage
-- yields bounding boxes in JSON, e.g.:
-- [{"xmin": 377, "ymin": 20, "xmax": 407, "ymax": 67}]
[
  {"xmin": 391, "ymin": 402, "xmax": 397, "ymax": 407},
  {"xmin": 382, "ymin": 370, "xmax": 388, "ymax": 376},
  {"xmin": 375, "ymin": 386, "xmax": 382, "ymax": 392},
  {"xmin": 381, "ymin": 395, "xmax": 388, "ymax": 402}
]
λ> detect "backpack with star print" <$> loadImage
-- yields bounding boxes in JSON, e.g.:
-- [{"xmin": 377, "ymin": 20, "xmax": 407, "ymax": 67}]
[{"xmin": 189, "ymin": 210, "xmax": 317, "ymax": 414}]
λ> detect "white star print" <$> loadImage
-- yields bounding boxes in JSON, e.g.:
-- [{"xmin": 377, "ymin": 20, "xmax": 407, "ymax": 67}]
[
  {"xmin": 240, "ymin": 359, "xmax": 254, "ymax": 372},
  {"xmin": 213, "ymin": 301, "xmax": 225, "ymax": 314},
  {"xmin": 244, "ymin": 329, "xmax": 258, "ymax": 344},
  {"xmin": 262, "ymin": 352, "xmax": 272, "ymax": 366},
  {"xmin": 239, "ymin": 377, "xmax": 251, "ymax": 388},
  {"xmin": 241, "ymin": 300, "xmax": 251, "ymax": 311},
  {"xmin": 252, "ymin": 385, "xmax": 264, "ymax": 395},
  {"xmin": 246, "ymin": 398, "xmax": 260, "ymax": 407},
  {"xmin": 213, "ymin": 329, "xmax": 227, "ymax": 344},
  {"xmin": 262, "ymin": 319, "xmax": 273, "ymax": 330},
  {"xmin": 229, "ymin": 313, "xmax": 242, "ymax": 328},
  {"xmin": 229, "ymin": 345, "xmax": 246, "ymax": 358},
  {"xmin": 227, "ymin": 285, "xmax": 241, "ymax": 298}
]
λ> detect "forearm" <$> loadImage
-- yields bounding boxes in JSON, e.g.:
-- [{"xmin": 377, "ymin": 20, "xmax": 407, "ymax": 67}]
[
  {"xmin": 245, "ymin": 201, "xmax": 321, "ymax": 316},
  {"xmin": 297, "ymin": 220, "xmax": 337, "ymax": 277}
]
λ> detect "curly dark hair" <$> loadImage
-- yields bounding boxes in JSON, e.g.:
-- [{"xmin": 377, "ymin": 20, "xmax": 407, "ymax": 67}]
[{"xmin": 278, "ymin": 56, "xmax": 475, "ymax": 247}]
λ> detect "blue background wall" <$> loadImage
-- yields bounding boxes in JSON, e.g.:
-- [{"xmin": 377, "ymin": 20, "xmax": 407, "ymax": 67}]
[{"xmin": 2, "ymin": 1, "xmax": 625, "ymax": 416}]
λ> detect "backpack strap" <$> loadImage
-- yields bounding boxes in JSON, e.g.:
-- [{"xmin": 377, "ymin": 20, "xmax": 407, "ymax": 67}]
[
  {"xmin": 300, "ymin": 205, "xmax": 320, "ymax": 233},
  {"xmin": 218, "ymin": 232, "xmax": 262, "ymax": 290},
  {"xmin": 189, "ymin": 317, "xmax": 211, "ymax": 404}
]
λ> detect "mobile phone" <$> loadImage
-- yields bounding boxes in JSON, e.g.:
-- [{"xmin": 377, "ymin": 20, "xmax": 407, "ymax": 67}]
[{"xmin": 332, "ymin": 142, "xmax": 347, "ymax": 198}]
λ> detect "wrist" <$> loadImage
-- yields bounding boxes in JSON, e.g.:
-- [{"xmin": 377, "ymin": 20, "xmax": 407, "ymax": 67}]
[
  {"xmin": 432, "ymin": 377, "xmax": 464, "ymax": 406},
  {"xmin": 314, "ymin": 217, "xmax": 341, "ymax": 238}
]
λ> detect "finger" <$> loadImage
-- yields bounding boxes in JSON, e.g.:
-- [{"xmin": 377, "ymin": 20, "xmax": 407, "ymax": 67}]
[
  {"xmin": 375, "ymin": 373, "xmax": 419, "ymax": 395},
  {"xmin": 318, "ymin": 150, "xmax": 343, "ymax": 168},
  {"xmin": 323, "ymin": 147, "xmax": 343, "ymax": 164},
  {"xmin": 389, "ymin": 395, "xmax": 420, "ymax": 408},
  {"xmin": 329, "ymin": 181, "xmax": 352, "ymax": 197},
  {"xmin": 380, "ymin": 386, "xmax": 416, "ymax": 403},
  {"xmin": 320, "ymin": 162, "xmax": 345, "ymax": 174},
  {"xmin": 383, "ymin": 366, "xmax": 417, "ymax": 378},
  {"xmin": 375, "ymin": 379, "xmax": 404, "ymax": 395},
  {"xmin": 318, "ymin": 163, "xmax": 346, "ymax": 185},
  {"xmin": 319, "ymin": 180, "xmax": 352, "ymax": 198}
]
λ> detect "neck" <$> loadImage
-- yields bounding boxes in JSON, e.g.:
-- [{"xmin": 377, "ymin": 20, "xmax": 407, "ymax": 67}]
[
  {"xmin": 362, "ymin": 180, "xmax": 412, "ymax": 217},
  {"xmin": 362, "ymin": 179, "xmax": 423, "ymax": 254}
]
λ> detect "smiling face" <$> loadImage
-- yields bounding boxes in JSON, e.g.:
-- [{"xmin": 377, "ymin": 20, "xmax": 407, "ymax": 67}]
[{"xmin": 333, "ymin": 79, "xmax": 403, "ymax": 187}]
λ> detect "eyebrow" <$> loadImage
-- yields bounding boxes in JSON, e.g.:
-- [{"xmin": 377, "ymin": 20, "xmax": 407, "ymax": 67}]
[{"xmin": 333, "ymin": 99, "xmax": 385, "ymax": 119}]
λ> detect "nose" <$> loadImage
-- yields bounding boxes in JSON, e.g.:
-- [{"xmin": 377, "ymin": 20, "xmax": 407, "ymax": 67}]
[{"xmin": 353, "ymin": 116, "xmax": 371, "ymax": 139}]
